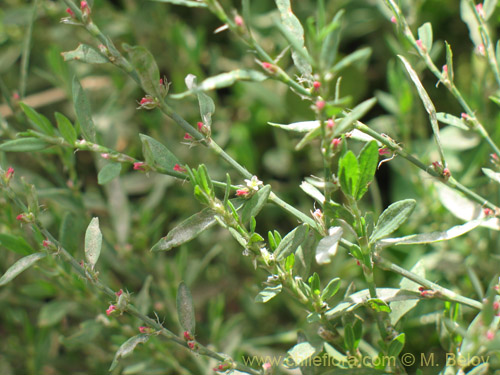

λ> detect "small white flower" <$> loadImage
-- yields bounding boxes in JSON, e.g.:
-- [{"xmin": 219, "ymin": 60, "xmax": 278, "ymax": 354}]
[{"xmin": 245, "ymin": 176, "xmax": 263, "ymax": 191}]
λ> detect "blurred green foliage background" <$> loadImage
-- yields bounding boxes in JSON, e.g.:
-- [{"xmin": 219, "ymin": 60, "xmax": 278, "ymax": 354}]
[{"xmin": 1, "ymin": 0, "xmax": 500, "ymax": 374}]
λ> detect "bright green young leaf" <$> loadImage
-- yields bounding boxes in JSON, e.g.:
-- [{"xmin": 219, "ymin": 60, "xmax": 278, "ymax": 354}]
[
  {"xmin": 445, "ymin": 41, "xmax": 454, "ymax": 83},
  {"xmin": 333, "ymin": 97, "xmax": 377, "ymax": 137},
  {"xmin": 240, "ymin": 185, "xmax": 271, "ymax": 224},
  {"xmin": 332, "ymin": 47, "xmax": 372, "ymax": 73},
  {"xmin": 84, "ymin": 217, "xmax": 102, "ymax": 270},
  {"xmin": 0, "ymin": 234, "xmax": 33, "ymax": 255},
  {"xmin": 418, "ymin": 22, "xmax": 433, "ymax": 52},
  {"xmin": 255, "ymin": 284, "xmax": 282, "ymax": 303},
  {"xmin": 366, "ymin": 298, "xmax": 392, "ymax": 313},
  {"xmin": 139, "ymin": 134, "xmax": 179, "ymax": 172},
  {"xmin": 0, "ymin": 252, "xmax": 47, "ymax": 286},
  {"xmin": 125, "ymin": 45, "xmax": 163, "ymax": 99},
  {"xmin": 19, "ymin": 103, "xmax": 55, "ymax": 135},
  {"xmin": 321, "ymin": 277, "xmax": 341, "ymax": 302},
  {"xmin": 387, "ymin": 333, "xmax": 405, "ymax": 357},
  {"xmin": 98, "ymin": 163, "xmax": 122, "ymax": 185},
  {"xmin": 308, "ymin": 272, "xmax": 320, "ymax": 294},
  {"xmin": 109, "ymin": 334, "xmax": 150, "ymax": 371},
  {"xmin": 55, "ymin": 112, "xmax": 77, "ymax": 144},
  {"xmin": 344, "ymin": 323, "xmax": 356, "ymax": 352},
  {"xmin": 72, "ymin": 76, "xmax": 96, "ymax": 142},
  {"xmin": 62, "ymin": 44, "xmax": 109, "ymax": 64},
  {"xmin": 152, "ymin": 208, "xmax": 216, "ymax": 251},
  {"xmin": 338, "ymin": 151, "xmax": 359, "ymax": 197},
  {"xmin": 370, "ymin": 199, "xmax": 416, "ymax": 243},
  {"xmin": 356, "ymin": 141, "xmax": 378, "ymax": 200},
  {"xmin": 0, "ymin": 138, "xmax": 50, "ymax": 152},
  {"xmin": 176, "ymin": 282, "xmax": 196, "ymax": 335},
  {"xmin": 275, "ymin": 0, "xmax": 312, "ymax": 77},
  {"xmin": 274, "ymin": 224, "xmax": 308, "ymax": 261},
  {"xmin": 320, "ymin": 10, "xmax": 344, "ymax": 71}
]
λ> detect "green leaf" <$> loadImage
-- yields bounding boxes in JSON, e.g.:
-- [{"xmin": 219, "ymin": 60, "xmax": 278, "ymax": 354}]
[
  {"xmin": 176, "ymin": 282, "xmax": 195, "ymax": 335},
  {"xmin": 417, "ymin": 22, "xmax": 433, "ymax": 51},
  {"xmin": 275, "ymin": 0, "xmax": 312, "ymax": 76},
  {"xmin": 436, "ymin": 112, "xmax": 468, "ymax": 130},
  {"xmin": 109, "ymin": 334, "xmax": 150, "ymax": 371},
  {"xmin": 55, "ymin": 112, "xmax": 77, "ymax": 144},
  {"xmin": 370, "ymin": 199, "xmax": 416, "ymax": 243},
  {"xmin": 268, "ymin": 120, "xmax": 319, "ymax": 133},
  {"xmin": 0, "ymin": 252, "xmax": 47, "ymax": 286},
  {"xmin": 321, "ymin": 277, "xmax": 341, "ymax": 302},
  {"xmin": 285, "ymin": 253, "xmax": 295, "ymax": 271},
  {"xmin": 338, "ymin": 151, "xmax": 359, "ymax": 197},
  {"xmin": 98, "ymin": 163, "xmax": 122, "ymax": 185},
  {"xmin": 344, "ymin": 323, "xmax": 356, "ymax": 351},
  {"xmin": 274, "ymin": 224, "xmax": 308, "ymax": 261},
  {"xmin": 19, "ymin": 103, "xmax": 55, "ymax": 135},
  {"xmin": 139, "ymin": 134, "xmax": 179, "ymax": 172},
  {"xmin": 0, "ymin": 233, "xmax": 33, "ymax": 255},
  {"xmin": 255, "ymin": 284, "xmax": 282, "ymax": 303},
  {"xmin": 320, "ymin": 10, "xmax": 344, "ymax": 71},
  {"xmin": 38, "ymin": 301, "xmax": 76, "ymax": 327},
  {"xmin": 376, "ymin": 219, "xmax": 482, "ymax": 249},
  {"xmin": 72, "ymin": 76, "xmax": 96, "ymax": 142},
  {"xmin": 62, "ymin": 44, "xmax": 108, "ymax": 64},
  {"xmin": 152, "ymin": 208, "xmax": 216, "ymax": 251},
  {"xmin": 295, "ymin": 125, "xmax": 322, "ymax": 150},
  {"xmin": 399, "ymin": 56, "xmax": 445, "ymax": 164},
  {"xmin": 483, "ymin": 168, "xmax": 500, "ymax": 184},
  {"xmin": 389, "ymin": 261, "xmax": 424, "ymax": 325},
  {"xmin": 185, "ymin": 74, "xmax": 215, "ymax": 127},
  {"xmin": 483, "ymin": 0, "xmax": 498, "ymax": 20},
  {"xmin": 315, "ymin": 227, "xmax": 343, "ymax": 265},
  {"xmin": 300, "ymin": 181, "xmax": 325, "ymax": 204},
  {"xmin": 333, "ymin": 97, "xmax": 377, "ymax": 137},
  {"xmin": 240, "ymin": 185, "xmax": 271, "ymax": 224},
  {"xmin": 308, "ymin": 272, "xmax": 320, "ymax": 295},
  {"xmin": 445, "ymin": 41, "xmax": 454, "ymax": 83},
  {"xmin": 84, "ymin": 217, "xmax": 102, "ymax": 270},
  {"xmin": 0, "ymin": 138, "xmax": 50, "ymax": 152},
  {"xmin": 150, "ymin": 0, "xmax": 207, "ymax": 7},
  {"xmin": 356, "ymin": 141, "xmax": 378, "ymax": 200},
  {"xmin": 366, "ymin": 298, "xmax": 392, "ymax": 313},
  {"xmin": 332, "ymin": 47, "xmax": 372, "ymax": 73},
  {"xmin": 387, "ymin": 333, "xmax": 405, "ymax": 357},
  {"xmin": 125, "ymin": 45, "xmax": 162, "ymax": 99},
  {"xmin": 286, "ymin": 342, "xmax": 317, "ymax": 368}
]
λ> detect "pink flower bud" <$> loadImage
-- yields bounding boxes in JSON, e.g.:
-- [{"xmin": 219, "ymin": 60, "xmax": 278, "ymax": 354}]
[
  {"xmin": 236, "ymin": 189, "xmax": 249, "ymax": 197},
  {"xmin": 133, "ymin": 162, "xmax": 147, "ymax": 171},
  {"xmin": 313, "ymin": 81, "xmax": 321, "ymax": 90},
  {"xmin": 476, "ymin": 3, "xmax": 485, "ymax": 18},
  {"xmin": 139, "ymin": 326, "xmax": 148, "ymax": 333},
  {"xmin": 115, "ymin": 289, "xmax": 123, "ymax": 297},
  {"xmin": 140, "ymin": 97, "xmax": 152, "ymax": 105},
  {"xmin": 484, "ymin": 208, "xmax": 494, "ymax": 217},
  {"xmin": 416, "ymin": 39, "xmax": 424, "ymax": 50},
  {"xmin": 42, "ymin": 239, "xmax": 51, "ymax": 248},
  {"xmin": 461, "ymin": 112, "xmax": 469, "ymax": 120},
  {"xmin": 187, "ymin": 341, "xmax": 195, "ymax": 349},
  {"xmin": 442, "ymin": 168, "xmax": 451, "ymax": 179},
  {"xmin": 378, "ymin": 148, "xmax": 391, "ymax": 156},
  {"xmin": 5, "ymin": 167, "xmax": 14, "ymax": 180},
  {"xmin": 390, "ymin": 16, "xmax": 397, "ymax": 24},
  {"xmin": 477, "ymin": 43, "xmax": 486, "ymax": 56},
  {"xmin": 263, "ymin": 362, "xmax": 272, "ymax": 371},
  {"xmin": 442, "ymin": 65, "xmax": 448, "ymax": 73},
  {"xmin": 106, "ymin": 305, "xmax": 117, "ymax": 316},
  {"xmin": 493, "ymin": 301, "xmax": 500, "ymax": 310},
  {"xmin": 312, "ymin": 209, "xmax": 323, "ymax": 220},
  {"xmin": 486, "ymin": 330, "xmax": 495, "ymax": 340},
  {"xmin": 184, "ymin": 133, "xmax": 193, "ymax": 140},
  {"xmin": 234, "ymin": 15, "xmax": 244, "ymax": 27},
  {"xmin": 331, "ymin": 138, "xmax": 342, "ymax": 148},
  {"xmin": 183, "ymin": 331, "xmax": 194, "ymax": 341},
  {"xmin": 66, "ymin": 7, "xmax": 75, "ymax": 17},
  {"xmin": 101, "ymin": 153, "xmax": 110, "ymax": 159},
  {"xmin": 159, "ymin": 78, "xmax": 163, "ymax": 85},
  {"xmin": 261, "ymin": 62, "xmax": 276, "ymax": 73},
  {"xmin": 327, "ymin": 119, "xmax": 335, "ymax": 128},
  {"xmin": 174, "ymin": 164, "xmax": 187, "ymax": 173},
  {"xmin": 197, "ymin": 122, "xmax": 204, "ymax": 131},
  {"xmin": 315, "ymin": 100, "xmax": 325, "ymax": 110}
]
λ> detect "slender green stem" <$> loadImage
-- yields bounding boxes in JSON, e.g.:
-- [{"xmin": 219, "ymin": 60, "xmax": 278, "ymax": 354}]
[
  {"xmin": 19, "ymin": 0, "xmax": 39, "ymax": 99},
  {"xmin": 373, "ymin": 254, "xmax": 483, "ymax": 310}
]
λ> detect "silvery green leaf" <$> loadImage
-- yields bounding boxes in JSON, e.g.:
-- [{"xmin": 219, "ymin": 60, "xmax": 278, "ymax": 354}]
[
  {"xmin": 185, "ymin": 74, "xmax": 215, "ymax": 128},
  {"xmin": 62, "ymin": 44, "xmax": 108, "ymax": 64},
  {"xmin": 300, "ymin": 181, "xmax": 325, "ymax": 204},
  {"xmin": 315, "ymin": 227, "xmax": 343, "ymax": 265},
  {"xmin": 333, "ymin": 98, "xmax": 377, "ymax": 137},
  {"xmin": 417, "ymin": 22, "xmax": 433, "ymax": 52},
  {"xmin": 370, "ymin": 199, "xmax": 416, "ymax": 243},
  {"xmin": 436, "ymin": 113, "xmax": 468, "ymax": 130},
  {"xmin": 109, "ymin": 334, "xmax": 150, "ymax": 371},
  {"xmin": 255, "ymin": 284, "xmax": 282, "ymax": 303},
  {"xmin": 0, "ymin": 252, "xmax": 46, "ymax": 286},
  {"xmin": 72, "ymin": 76, "xmax": 96, "ymax": 142},
  {"xmin": 176, "ymin": 282, "xmax": 195, "ymax": 335},
  {"xmin": 286, "ymin": 342, "xmax": 317, "ymax": 368},
  {"xmin": 85, "ymin": 217, "xmax": 102, "ymax": 269},
  {"xmin": 376, "ymin": 219, "xmax": 482, "ymax": 249},
  {"xmin": 268, "ymin": 121, "xmax": 319, "ymax": 133},
  {"xmin": 483, "ymin": 168, "xmax": 500, "ymax": 184},
  {"xmin": 274, "ymin": 224, "xmax": 308, "ymax": 261},
  {"xmin": 484, "ymin": 0, "xmax": 498, "ymax": 20},
  {"xmin": 151, "ymin": 0, "xmax": 207, "ymax": 6}
]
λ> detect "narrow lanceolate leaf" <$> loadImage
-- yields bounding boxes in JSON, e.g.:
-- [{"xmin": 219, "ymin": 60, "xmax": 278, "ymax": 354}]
[
  {"xmin": 0, "ymin": 252, "xmax": 47, "ymax": 286},
  {"xmin": 176, "ymin": 282, "xmax": 195, "ymax": 335},
  {"xmin": 483, "ymin": 0, "xmax": 498, "ymax": 20},
  {"xmin": 152, "ymin": 208, "xmax": 216, "ymax": 251},
  {"xmin": 369, "ymin": 199, "xmax": 416, "ymax": 243},
  {"xmin": 109, "ymin": 334, "xmax": 150, "ymax": 371},
  {"xmin": 332, "ymin": 47, "xmax": 372, "ymax": 73},
  {"xmin": 483, "ymin": 168, "xmax": 500, "ymax": 184},
  {"xmin": 62, "ymin": 44, "xmax": 109, "ymax": 64},
  {"xmin": 399, "ymin": 56, "xmax": 445, "ymax": 164},
  {"xmin": 275, "ymin": 0, "xmax": 312, "ymax": 77},
  {"xmin": 98, "ymin": 163, "xmax": 122, "ymax": 185},
  {"xmin": 0, "ymin": 138, "xmax": 50, "ymax": 152},
  {"xmin": 125, "ymin": 45, "xmax": 162, "ymax": 99},
  {"xmin": 55, "ymin": 112, "xmax": 77, "ymax": 144},
  {"xmin": 72, "ymin": 76, "xmax": 96, "ymax": 142},
  {"xmin": 436, "ymin": 112, "xmax": 468, "ymax": 130},
  {"xmin": 274, "ymin": 224, "xmax": 308, "ymax": 261},
  {"xmin": 315, "ymin": 227, "xmax": 343, "ymax": 265},
  {"xmin": 255, "ymin": 284, "xmax": 282, "ymax": 303},
  {"xmin": 333, "ymin": 97, "xmax": 377, "ymax": 137},
  {"xmin": 376, "ymin": 219, "xmax": 483, "ymax": 249},
  {"xmin": 321, "ymin": 277, "xmax": 341, "ymax": 302},
  {"xmin": 151, "ymin": 0, "xmax": 207, "ymax": 6},
  {"xmin": 185, "ymin": 74, "xmax": 215, "ymax": 127},
  {"xmin": 268, "ymin": 120, "xmax": 319, "ymax": 133},
  {"xmin": 84, "ymin": 217, "xmax": 102, "ymax": 270},
  {"xmin": 140, "ymin": 134, "xmax": 179, "ymax": 172},
  {"xmin": 0, "ymin": 234, "xmax": 33, "ymax": 255},
  {"xmin": 356, "ymin": 141, "xmax": 378, "ymax": 200},
  {"xmin": 287, "ymin": 342, "xmax": 318, "ymax": 368},
  {"xmin": 338, "ymin": 151, "xmax": 359, "ymax": 197},
  {"xmin": 300, "ymin": 181, "xmax": 325, "ymax": 204},
  {"xmin": 389, "ymin": 261, "xmax": 424, "ymax": 325},
  {"xmin": 240, "ymin": 185, "xmax": 271, "ymax": 224},
  {"xmin": 445, "ymin": 41, "xmax": 454, "ymax": 83},
  {"xmin": 417, "ymin": 22, "xmax": 433, "ymax": 52},
  {"xmin": 19, "ymin": 103, "xmax": 55, "ymax": 135},
  {"xmin": 320, "ymin": 10, "xmax": 344, "ymax": 71}
]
